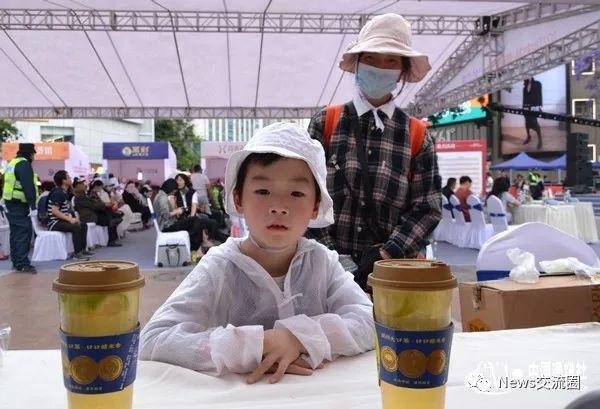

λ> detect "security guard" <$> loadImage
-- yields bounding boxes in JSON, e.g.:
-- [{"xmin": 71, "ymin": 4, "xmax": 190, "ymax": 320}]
[{"xmin": 3, "ymin": 143, "xmax": 39, "ymax": 273}]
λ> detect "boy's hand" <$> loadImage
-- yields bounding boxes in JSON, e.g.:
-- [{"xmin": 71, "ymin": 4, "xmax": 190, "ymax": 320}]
[
  {"xmin": 246, "ymin": 329, "xmax": 307, "ymax": 384},
  {"xmin": 264, "ymin": 356, "xmax": 325, "ymax": 377}
]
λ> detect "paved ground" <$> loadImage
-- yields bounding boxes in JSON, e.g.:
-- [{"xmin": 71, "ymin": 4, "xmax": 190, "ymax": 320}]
[
  {"xmin": 2, "ymin": 229, "xmax": 598, "ymax": 350},
  {"xmin": 0, "ymin": 227, "xmax": 192, "ymax": 277}
]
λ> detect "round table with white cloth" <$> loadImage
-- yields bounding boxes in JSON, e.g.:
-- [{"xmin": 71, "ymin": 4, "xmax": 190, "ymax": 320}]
[
  {"xmin": 1, "ymin": 323, "xmax": 599, "ymax": 409},
  {"xmin": 512, "ymin": 202, "xmax": 598, "ymax": 243}
]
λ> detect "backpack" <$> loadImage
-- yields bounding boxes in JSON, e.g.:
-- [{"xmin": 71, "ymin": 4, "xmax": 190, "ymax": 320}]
[
  {"xmin": 37, "ymin": 194, "xmax": 50, "ymax": 225},
  {"xmin": 322, "ymin": 104, "xmax": 427, "ymax": 180},
  {"xmin": 157, "ymin": 244, "xmax": 190, "ymax": 268}
]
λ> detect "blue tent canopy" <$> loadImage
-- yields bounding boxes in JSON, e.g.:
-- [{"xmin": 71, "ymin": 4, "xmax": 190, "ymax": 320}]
[
  {"xmin": 545, "ymin": 154, "xmax": 566, "ymax": 170},
  {"xmin": 490, "ymin": 152, "xmax": 555, "ymax": 170},
  {"xmin": 543, "ymin": 154, "xmax": 600, "ymax": 169}
]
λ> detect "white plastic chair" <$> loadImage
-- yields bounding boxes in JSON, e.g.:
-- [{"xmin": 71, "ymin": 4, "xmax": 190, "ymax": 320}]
[
  {"xmin": 433, "ymin": 195, "xmax": 455, "ymax": 243},
  {"xmin": 30, "ymin": 215, "xmax": 74, "ymax": 262},
  {"xmin": 86, "ymin": 222, "xmax": 109, "ymax": 248},
  {"xmin": 85, "ymin": 222, "xmax": 98, "ymax": 248},
  {"xmin": 0, "ymin": 201, "xmax": 9, "ymax": 255},
  {"xmin": 464, "ymin": 195, "xmax": 494, "ymax": 249},
  {"xmin": 0, "ymin": 224, "xmax": 9, "ymax": 256},
  {"xmin": 486, "ymin": 195, "xmax": 513, "ymax": 235},
  {"xmin": 476, "ymin": 222, "xmax": 600, "ymax": 281},
  {"xmin": 128, "ymin": 212, "xmax": 144, "ymax": 231},
  {"xmin": 448, "ymin": 195, "xmax": 469, "ymax": 247},
  {"xmin": 73, "ymin": 209, "xmax": 107, "ymax": 249},
  {"xmin": 147, "ymin": 198, "xmax": 191, "ymax": 266}
]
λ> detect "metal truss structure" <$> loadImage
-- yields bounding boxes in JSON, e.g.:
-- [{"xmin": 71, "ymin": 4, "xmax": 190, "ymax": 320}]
[
  {"xmin": 0, "ymin": 106, "xmax": 320, "ymax": 120},
  {"xmin": 488, "ymin": 104, "xmax": 600, "ymax": 128},
  {"xmin": 0, "ymin": 3, "xmax": 598, "ymax": 119},
  {"xmin": 0, "ymin": 10, "xmax": 477, "ymax": 35},
  {"xmin": 414, "ymin": 3, "xmax": 597, "ymax": 108},
  {"xmin": 494, "ymin": 2, "xmax": 598, "ymax": 32},
  {"xmin": 415, "ymin": 20, "xmax": 600, "ymax": 117}
]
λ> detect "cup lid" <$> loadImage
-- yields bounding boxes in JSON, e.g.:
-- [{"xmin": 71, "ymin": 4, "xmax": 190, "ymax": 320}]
[
  {"xmin": 367, "ymin": 259, "xmax": 457, "ymax": 291},
  {"xmin": 52, "ymin": 260, "xmax": 145, "ymax": 294}
]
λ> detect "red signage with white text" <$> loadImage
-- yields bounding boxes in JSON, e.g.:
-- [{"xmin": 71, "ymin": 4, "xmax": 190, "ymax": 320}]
[{"xmin": 435, "ymin": 140, "xmax": 487, "ymax": 197}]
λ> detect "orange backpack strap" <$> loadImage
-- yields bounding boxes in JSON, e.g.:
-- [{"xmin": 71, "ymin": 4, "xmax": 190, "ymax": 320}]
[
  {"xmin": 323, "ymin": 104, "xmax": 344, "ymax": 152},
  {"xmin": 409, "ymin": 116, "xmax": 427, "ymax": 158},
  {"xmin": 407, "ymin": 117, "xmax": 427, "ymax": 182}
]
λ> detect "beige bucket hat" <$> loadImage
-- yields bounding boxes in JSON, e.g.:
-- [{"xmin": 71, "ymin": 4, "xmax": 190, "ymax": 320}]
[{"xmin": 339, "ymin": 13, "xmax": 431, "ymax": 83}]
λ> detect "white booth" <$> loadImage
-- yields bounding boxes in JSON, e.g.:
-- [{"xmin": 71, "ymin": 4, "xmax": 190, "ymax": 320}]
[{"xmin": 103, "ymin": 142, "xmax": 177, "ymax": 185}]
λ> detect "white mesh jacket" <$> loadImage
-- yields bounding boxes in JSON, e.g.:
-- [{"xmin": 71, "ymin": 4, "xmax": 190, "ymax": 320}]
[{"xmin": 139, "ymin": 237, "xmax": 374, "ymax": 375}]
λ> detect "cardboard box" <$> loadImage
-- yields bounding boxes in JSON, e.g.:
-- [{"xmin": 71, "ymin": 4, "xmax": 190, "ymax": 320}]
[{"xmin": 459, "ymin": 275, "xmax": 600, "ymax": 332}]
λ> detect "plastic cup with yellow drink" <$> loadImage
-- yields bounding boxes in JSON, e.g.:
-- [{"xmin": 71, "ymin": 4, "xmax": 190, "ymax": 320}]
[
  {"xmin": 53, "ymin": 261, "xmax": 144, "ymax": 409},
  {"xmin": 368, "ymin": 260, "xmax": 457, "ymax": 409}
]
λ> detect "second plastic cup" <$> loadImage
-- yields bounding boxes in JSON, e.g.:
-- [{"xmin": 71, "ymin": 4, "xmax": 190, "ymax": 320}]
[
  {"xmin": 368, "ymin": 259, "xmax": 457, "ymax": 409},
  {"xmin": 53, "ymin": 261, "xmax": 145, "ymax": 409}
]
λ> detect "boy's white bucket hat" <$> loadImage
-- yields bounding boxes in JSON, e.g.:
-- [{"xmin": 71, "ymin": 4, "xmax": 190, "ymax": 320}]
[
  {"xmin": 224, "ymin": 122, "xmax": 334, "ymax": 228},
  {"xmin": 339, "ymin": 13, "xmax": 431, "ymax": 83}
]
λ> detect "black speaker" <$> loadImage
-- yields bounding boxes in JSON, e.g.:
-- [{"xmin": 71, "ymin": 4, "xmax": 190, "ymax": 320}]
[{"xmin": 566, "ymin": 133, "xmax": 593, "ymax": 188}]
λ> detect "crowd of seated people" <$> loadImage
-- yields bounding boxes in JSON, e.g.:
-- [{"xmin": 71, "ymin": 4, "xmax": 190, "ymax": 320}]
[{"xmin": 27, "ymin": 166, "xmax": 231, "ymax": 263}]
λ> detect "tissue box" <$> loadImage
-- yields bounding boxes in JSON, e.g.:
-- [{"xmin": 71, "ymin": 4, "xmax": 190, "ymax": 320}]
[{"xmin": 459, "ymin": 274, "xmax": 600, "ymax": 332}]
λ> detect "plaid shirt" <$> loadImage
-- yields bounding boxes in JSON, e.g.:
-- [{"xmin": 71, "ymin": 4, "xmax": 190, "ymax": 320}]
[{"xmin": 306, "ymin": 102, "xmax": 441, "ymax": 260}]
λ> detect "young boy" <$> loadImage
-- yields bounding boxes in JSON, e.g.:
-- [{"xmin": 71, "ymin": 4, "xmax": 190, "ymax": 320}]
[{"xmin": 140, "ymin": 122, "xmax": 374, "ymax": 384}]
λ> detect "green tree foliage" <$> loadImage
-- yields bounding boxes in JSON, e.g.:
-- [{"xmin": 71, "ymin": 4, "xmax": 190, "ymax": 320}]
[
  {"xmin": 154, "ymin": 119, "xmax": 201, "ymax": 171},
  {"xmin": 0, "ymin": 119, "xmax": 19, "ymax": 142}
]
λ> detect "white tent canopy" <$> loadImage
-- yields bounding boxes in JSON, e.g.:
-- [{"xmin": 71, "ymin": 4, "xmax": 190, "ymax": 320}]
[{"xmin": 0, "ymin": 1, "xmax": 598, "ymax": 118}]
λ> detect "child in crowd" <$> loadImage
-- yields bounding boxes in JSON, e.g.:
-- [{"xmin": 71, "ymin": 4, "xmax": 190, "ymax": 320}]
[{"xmin": 140, "ymin": 123, "xmax": 374, "ymax": 384}]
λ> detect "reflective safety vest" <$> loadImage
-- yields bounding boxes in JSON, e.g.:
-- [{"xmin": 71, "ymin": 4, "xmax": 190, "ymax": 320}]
[
  {"xmin": 2, "ymin": 157, "xmax": 39, "ymax": 204},
  {"xmin": 528, "ymin": 171, "xmax": 539, "ymax": 184}
]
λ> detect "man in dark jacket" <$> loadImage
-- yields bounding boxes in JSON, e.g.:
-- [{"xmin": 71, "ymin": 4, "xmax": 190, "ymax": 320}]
[
  {"xmin": 2, "ymin": 143, "xmax": 38, "ymax": 273},
  {"xmin": 72, "ymin": 181, "xmax": 122, "ymax": 247}
]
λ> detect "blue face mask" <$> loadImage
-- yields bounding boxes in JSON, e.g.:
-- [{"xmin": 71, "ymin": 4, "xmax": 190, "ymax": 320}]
[{"xmin": 355, "ymin": 62, "xmax": 401, "ymax": 99}]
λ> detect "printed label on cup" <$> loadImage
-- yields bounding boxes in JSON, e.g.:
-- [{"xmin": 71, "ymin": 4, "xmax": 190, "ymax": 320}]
[
  {"xmin": 375, "ymin": 322, "xmax": 454, "ymax": 389},
  {"xmin": 59, "ymin": 325, "xmax": 140, "ymax": 394}
]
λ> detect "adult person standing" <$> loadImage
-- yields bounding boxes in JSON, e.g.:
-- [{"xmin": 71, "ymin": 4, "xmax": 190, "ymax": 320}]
[
  {"xmin": 306, "ymin": 14, "xmax": 442, "ymax": 289},
  {"xmin": 2, "ymin": 143, "xmax": 39, "ymax": 273},
  {"xmin": 190, "ymin": 165, "xmax": 210, "ymax": 199}
]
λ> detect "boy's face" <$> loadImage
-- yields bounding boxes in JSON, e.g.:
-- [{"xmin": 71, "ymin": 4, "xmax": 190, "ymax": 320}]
[{"xmin": 234, "ymin": 158, "xmax": 319, "ymax": 250}]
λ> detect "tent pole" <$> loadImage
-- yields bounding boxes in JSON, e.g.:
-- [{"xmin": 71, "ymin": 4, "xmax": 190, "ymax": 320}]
[{"xmin": 558, "ymin": 169, "xmax": 562, "ymax": 184}]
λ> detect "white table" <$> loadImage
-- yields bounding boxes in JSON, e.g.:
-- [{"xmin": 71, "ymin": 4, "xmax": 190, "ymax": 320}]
[
  {"xmin": 513, "ymin": 203, "xmax": 598, "ymax": 243},
  {"xmin": 1, "ymin": 323, "xmax": 599, "ymax": 409}
]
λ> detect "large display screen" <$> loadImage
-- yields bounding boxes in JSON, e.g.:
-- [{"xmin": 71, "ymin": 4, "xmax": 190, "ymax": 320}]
[
  {"xmin": 500, "ymin": 65, "xmax": 567, "ymax": 154},
  {"xmin": 429, "ymin": 95, "xmax": 488, "ymax": 126}
]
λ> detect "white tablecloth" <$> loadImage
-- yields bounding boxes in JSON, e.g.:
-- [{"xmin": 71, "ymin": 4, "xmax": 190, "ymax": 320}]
[
  {"xmin": 1, "ymin": 323, "xmax": 599, "ymax": 409},
  {"xmin": 513, "ymin": 203, "xmax": 598, "ymax": 243},
  {"xmin": 573, "ymin": 202, "xmax": 599, "ymax": 243}
]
